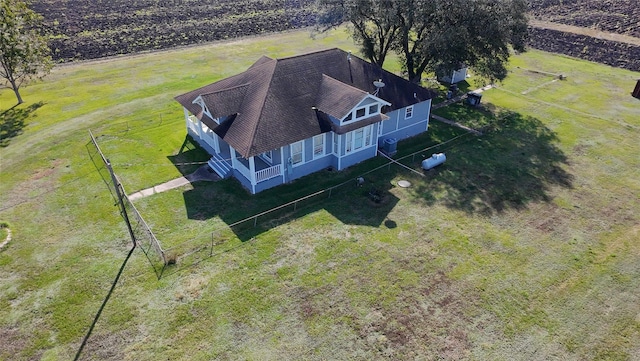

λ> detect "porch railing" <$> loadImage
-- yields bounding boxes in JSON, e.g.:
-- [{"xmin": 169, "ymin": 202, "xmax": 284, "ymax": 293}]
[
  {"xmin": 187, "ymin": 115, "xmax": 199, "ymax": 133},
  {"xmin": 256, "ymin": 164, "xmax": 282, "ymax": 183}
]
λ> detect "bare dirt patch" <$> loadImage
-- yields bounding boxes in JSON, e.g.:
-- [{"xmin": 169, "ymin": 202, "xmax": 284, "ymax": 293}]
[
  {"xmin": 0, "ymin": 328, "xmax": 33, "ymax": 360},
  {"xmin": 80, "ymin": 329, "xmax": 134, "ymax": 361}
]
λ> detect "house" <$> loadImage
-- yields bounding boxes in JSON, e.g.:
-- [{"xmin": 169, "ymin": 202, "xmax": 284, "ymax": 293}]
[{"xmin": 175, "ymin": 48, "xmax": 435, "ymax": 194}]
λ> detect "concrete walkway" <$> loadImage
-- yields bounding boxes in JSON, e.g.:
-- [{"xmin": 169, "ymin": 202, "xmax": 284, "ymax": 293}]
[
  {"xmin": 128, "ymin": 165, "xmax": 219, "ymax": 201},
  {"xmin": 430, "ymin": 114, "xmax": 483, "ymax": 135}
]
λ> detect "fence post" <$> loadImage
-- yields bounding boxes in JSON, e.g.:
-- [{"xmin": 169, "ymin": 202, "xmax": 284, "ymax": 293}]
[
  {"xmin": 254, "ymin": 216, "xmax": 258, "ymax": 227},
  {"xmin": 106, "ymin": 161, "xmax": 137, "ymax": 249}
]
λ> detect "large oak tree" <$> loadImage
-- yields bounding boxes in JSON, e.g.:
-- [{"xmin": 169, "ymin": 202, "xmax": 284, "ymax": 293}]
[
  {"xmin": 1, "ymin": 0, "xmax": 52, "ymax": 104},
  {"xmin": 317, "ymin": 0, "xmax": 528, "ymax": 83}
]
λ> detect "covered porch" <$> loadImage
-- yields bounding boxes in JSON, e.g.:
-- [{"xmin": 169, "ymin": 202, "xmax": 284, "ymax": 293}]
[{"xmin": 233, "ymin": 152, "xmax": 283, "ymax": 185}]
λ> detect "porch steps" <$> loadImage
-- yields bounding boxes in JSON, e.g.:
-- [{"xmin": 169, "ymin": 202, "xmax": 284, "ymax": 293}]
[{"xmin": 207, "ymin": 154, "xmax": 232, "ymax": 179}]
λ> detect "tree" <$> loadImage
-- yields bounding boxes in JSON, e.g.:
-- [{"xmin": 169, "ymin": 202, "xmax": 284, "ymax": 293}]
[
  {"xmin": 316, "ymin": 0, "xmax": 401, "ymax": 67},
  {"xmin": 317, "ymin": 0, "xmax": 528, "ymax": 83},
  {"xmin": 0, "ymin": 0, "xmax": 53, "ymax": 104}
]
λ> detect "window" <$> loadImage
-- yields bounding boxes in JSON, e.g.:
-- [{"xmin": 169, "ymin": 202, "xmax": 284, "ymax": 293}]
[
  {"xmin": 290, "ymin": 141, "xmax": 303, "ymax": 165},
  {"xmin": 344, "ymin": 125, "xmax": 374, "ymax": 154},
  {"xmin": 356, "ymin": 108, "xmax": 366, "ymax": 118},
  {"xmin": 405, "ymin": 105, "xmax": 414, "ymax": 119},
  {"xmin": 261, "ymin": 150, "xmax": 272, "ymax": 163},
  {"xmin": 313, "ymin": 134, "xmax": 324, "ymax": 158},
  {"xmin": 343, "ymin": 113, "xmax": 353, "ymax": 122},
  {"xmin": 369, "ymin": 104, "xmax": 378, "ymax": 115},
  {"xmin": 365, "ymin": 125, "xmax": 372, "ymax": 146},
  {"xmin": 354, "ymin": 128, "xmax": 364, "ymax": 149}
]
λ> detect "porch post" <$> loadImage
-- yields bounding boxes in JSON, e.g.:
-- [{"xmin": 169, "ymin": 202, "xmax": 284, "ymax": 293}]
[
  {"xmin": 197, "ymin": 116, "xmax": 204, "ymax": 139},
  {"xmin": 183, "ymin": 108, "xmax": 190, "ymax": 129},
  {"xmin": 249, "ymin": 156, "xmax": 257, "ymax": 194},
  {"xmin": 230, "ymin": 147, "xmax": 238, "ymax": 169},
  {"xmin": 280, "ymin": 147, "xmax": 286, "ymax": 183},
  {"xmin": 213, "ymin": 133, "xmax": 220, "ymax": 153},
  {"xmin": 337, "ymin": 133, "xmax": 342, "ymax": 170}
]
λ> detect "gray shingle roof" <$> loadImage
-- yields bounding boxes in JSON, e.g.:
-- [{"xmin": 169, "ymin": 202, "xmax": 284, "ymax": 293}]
[{"xmin": 175, "ymin": 48, "xmax": 434, "ymax": 158}]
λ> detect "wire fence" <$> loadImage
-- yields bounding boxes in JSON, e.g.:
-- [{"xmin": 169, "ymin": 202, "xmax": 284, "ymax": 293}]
[
  {"xmin": 88, "ymin": 130, "xmax": 167, "ymax": 276},
  {"xmin": 163, "ymin": 131, "xmax": 475, "ymax": 271}
]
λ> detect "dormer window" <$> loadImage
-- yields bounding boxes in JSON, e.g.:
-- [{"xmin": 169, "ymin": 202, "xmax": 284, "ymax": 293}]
[{"xmin": 343, "ymin": 102, "xmax": 382, "ymax": 124}]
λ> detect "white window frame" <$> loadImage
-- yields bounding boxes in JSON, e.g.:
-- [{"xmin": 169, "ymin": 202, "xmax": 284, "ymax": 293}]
[
  {"xmin": 260, "ymin": 150, "xmax": 272, "ymax": 164},
  {"xmin": 290, "ymin": 141, "xmax": 304, "ymax": 166},
  {"xmin": 344, "ymin": 125, "xmax": 374, "ymax": 154},
  {"xmin": 313, "ymin": 134, "xmax": 325, "ymax": 159},
  {"xmin": 343, "ymin": 100, "xmax": 384, "ymax": 124},
  {"xmin": 405, "ymin": 105, "xmax": 414, "ymax": 119}
]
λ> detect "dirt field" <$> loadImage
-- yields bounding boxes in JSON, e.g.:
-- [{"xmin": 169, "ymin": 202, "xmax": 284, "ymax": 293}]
[
  {"xmin": 528, "ymin": 0, "xmax": 640, "ymax": 72},
  {"xmin": 32, "ymin": 0, "xmax": 316, "ymax": 61},
  {"xmin": 31, "ymin": 0, "xmax": 640, "ymax": 71},
  {"xmin": 529, "ymin": 0, "xmax": 640, "ymax": 38}
]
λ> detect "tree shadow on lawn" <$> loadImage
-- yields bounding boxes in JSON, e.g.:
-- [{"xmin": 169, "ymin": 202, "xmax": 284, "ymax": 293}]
[
  {"xmin": 165, "ymin": 110, "xmax": 571, "ymax": 269},
  {"xmin": 0, "ymin": 102, "xmax": 44, "ymax": 147},
  {"xmin": 180, "ymin": 161, "xmax": 400, "ymax": 242},
  {"xmin": 162, "ymin": 174, "xmax": 400, "ymax": 276},
  {"xmin": 411, "ymin": 110, "xmax": 573, "ymax": 214}
]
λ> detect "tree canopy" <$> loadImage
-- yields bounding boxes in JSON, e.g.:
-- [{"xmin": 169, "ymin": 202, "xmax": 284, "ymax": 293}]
[
  {"xmin": 317, "ymin": 0, "xmax": 528, "ymax": 83},
  {"xmin": 0, "ymin": 0, "xmax": 52, "ymax": 104}
]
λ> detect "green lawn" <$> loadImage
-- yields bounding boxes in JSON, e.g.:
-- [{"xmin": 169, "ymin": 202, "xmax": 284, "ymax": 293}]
[{"xmin": 1, "ymin": 28, "xmax": 639, "ymax": 360}]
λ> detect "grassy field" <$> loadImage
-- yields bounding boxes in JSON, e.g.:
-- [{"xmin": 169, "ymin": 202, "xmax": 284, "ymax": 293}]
[{"xmin": 1, "ymin": 28, "xmax": 640, "ymax": 360}]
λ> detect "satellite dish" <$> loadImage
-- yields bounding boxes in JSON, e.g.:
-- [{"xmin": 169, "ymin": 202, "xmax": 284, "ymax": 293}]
[{"xmin": 372, "ymin": 79, "xmax": 385, "ymax": 96}]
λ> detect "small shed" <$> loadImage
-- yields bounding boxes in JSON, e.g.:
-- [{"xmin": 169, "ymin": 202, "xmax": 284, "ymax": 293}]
[
  {"xmin": 438, "ymin": 67, "xmax": 468, "ymax": 85},
  {"xmin": 633, "ymin": 79, "xmax": 640, "ymax": 99}
]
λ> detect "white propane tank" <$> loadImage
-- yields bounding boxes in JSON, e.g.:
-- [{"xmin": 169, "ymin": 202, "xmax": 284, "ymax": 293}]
[{"xmin": 422, "ymin": 153, "xmax": 446, "ymax": 170}]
